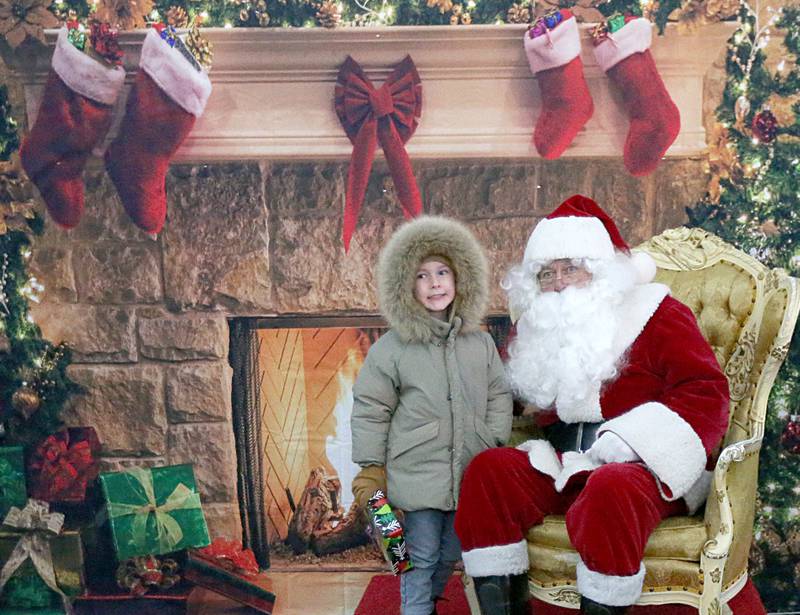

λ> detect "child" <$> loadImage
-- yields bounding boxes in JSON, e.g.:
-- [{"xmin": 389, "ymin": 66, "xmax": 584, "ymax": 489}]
[{"xmin": 351, "ymin": 216, "xmax": 513, "ymax": 615}]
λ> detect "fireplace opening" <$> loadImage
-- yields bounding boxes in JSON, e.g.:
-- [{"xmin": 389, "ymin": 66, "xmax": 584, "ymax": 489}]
[{"xmin": 229, "ymin": 315, "xmax": 512, "ymax": 569}]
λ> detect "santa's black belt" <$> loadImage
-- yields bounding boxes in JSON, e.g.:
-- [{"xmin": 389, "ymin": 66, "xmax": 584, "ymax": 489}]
[{"xmin": 545, "ymin": 421, "xmax": 604, "ymax": 454}]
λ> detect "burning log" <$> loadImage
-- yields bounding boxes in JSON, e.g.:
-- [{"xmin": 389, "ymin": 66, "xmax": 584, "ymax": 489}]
[{"xmin": 286, "ymin": 466, "xmax": 368, "ymax": 556}]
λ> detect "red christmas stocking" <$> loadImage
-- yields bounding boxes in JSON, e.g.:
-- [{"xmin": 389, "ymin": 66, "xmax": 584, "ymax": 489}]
[
  {"xmin": 105, "ymin": 28, "xmax": 211, "ymax": 234},
  {"xmin": 524, "ymin": 14, "xmax": 594, "ymax": 159},
  {"xmin": 20, "ymin": 27, "xmax": 125, "ymax": 228},
  {"xmin": 594, "ymin": 18, "xmax": 680, "ymax": 176}
]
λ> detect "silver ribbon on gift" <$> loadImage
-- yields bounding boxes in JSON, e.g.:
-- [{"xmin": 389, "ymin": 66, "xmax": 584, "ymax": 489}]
[{"xmin": 0, "ymin": 499, "xmax": 74, "ymax": 615}]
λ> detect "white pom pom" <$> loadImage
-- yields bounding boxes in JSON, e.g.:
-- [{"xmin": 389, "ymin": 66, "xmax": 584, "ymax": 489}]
[{"xmin": 631, "ymin": 251, "xmax": 657, "ymax": 284}]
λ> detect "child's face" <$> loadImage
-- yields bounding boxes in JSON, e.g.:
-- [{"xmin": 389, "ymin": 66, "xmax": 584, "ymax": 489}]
[{"xmin": 414, "ymin": 259, "xmax": 455, "ymax": 319}]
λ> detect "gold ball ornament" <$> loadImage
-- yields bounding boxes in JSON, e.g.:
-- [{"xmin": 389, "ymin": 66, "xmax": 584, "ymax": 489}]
[
  {"xmin": 748, "ymin": 539, "xmax": 766, "ymax": 576},
  {"xmin": 12, "ymin": 386, "xmax": 41, "ymax": 420},
  {"xmin": 735, "ymin": 95, "xmax": 751, "ymax": 123}
]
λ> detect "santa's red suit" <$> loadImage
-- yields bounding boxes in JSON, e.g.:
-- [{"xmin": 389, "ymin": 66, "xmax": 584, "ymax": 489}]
[{"xmin": 454, "ymin": 196, "xmax": 731, "ymax": 609}]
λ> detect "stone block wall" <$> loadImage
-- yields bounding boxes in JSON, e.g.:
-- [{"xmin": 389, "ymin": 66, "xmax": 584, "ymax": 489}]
[{"xmin": 27, "ymin": 154, "xmax": 711, "ymax": 541}]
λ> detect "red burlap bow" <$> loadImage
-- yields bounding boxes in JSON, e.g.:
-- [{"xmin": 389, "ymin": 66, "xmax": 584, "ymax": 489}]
[
  {"xmin": 196, "ymin": 537, "xmax": 259, "ymax": 576},
  {"xmin": 28, "ymin": 427, "xmax": 101, "ymax": 503},
  {"xmin": 334, "ymin": 55, "xmax": 423, "ymax": 252}
]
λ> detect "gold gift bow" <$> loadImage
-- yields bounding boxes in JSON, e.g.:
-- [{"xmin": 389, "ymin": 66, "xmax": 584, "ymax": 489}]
[
  {"xmin": 105, "ymin": 466, "xmax": 202, "ymax": 554},
  {"xmin": 0, "ymin": 499, "xmax": 74, "ymax": 615}
]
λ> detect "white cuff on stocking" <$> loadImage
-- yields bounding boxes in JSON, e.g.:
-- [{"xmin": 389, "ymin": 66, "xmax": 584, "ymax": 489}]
[
  {"xmin": 577, "ymin": 560, "xmax": 645, "ymax": 607},
  {"xmin": 140, "ymin": 28, "xmax": 212, "ymax": 117},
  {"xmin": 593, "ymin": 17, "xmax": 653, "ymax": 72},
  {"xmin": 523, "ymin": 16, "xmax": 581, "ymax": 74},
  {"xmin": 52, "ymin": 27, "xmax": 125, "ymax": 106}
]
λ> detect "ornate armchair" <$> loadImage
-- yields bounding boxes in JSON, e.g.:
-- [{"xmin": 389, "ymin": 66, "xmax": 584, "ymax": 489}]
[{"xmin": 475, "ymin": 228, "xmax": 800, "ymax": 614}]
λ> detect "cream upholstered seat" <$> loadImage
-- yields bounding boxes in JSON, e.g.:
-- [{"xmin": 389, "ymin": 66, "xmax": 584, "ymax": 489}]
[{"xmin": 488, "ymin": 228, "xmax": 800, "ymax": 614}]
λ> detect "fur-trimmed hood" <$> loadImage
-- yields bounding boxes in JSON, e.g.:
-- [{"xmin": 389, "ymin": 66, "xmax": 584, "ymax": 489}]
[{"xmin": 377, "ymin": 216, "xmax": 489, "ymax": 343}]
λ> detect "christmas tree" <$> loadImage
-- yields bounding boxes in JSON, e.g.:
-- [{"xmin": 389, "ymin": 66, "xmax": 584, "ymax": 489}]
[
  {"xmin": 0, "ymin": 83, "xmax": 80, "ymax": 448},
  {"xmin": 686, "ymin": 2, "xmax": 800, "ymax": 608}
]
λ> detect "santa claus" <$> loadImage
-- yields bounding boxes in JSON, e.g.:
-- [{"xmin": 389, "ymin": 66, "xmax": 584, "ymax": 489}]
[{"xmin": 454, "ymin": 195, "xmax": 730, "ymax": 615}]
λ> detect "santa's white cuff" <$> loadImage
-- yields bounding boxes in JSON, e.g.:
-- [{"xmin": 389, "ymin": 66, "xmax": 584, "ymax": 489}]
[
  {"xmin": 462, "ymin": 540, "xmax": 529, "ymax": 577},
  {"xmin": 518, "ymin": 439, "xmax": 561, "ymax": 481},
  {"xmin": 682, "ymin": 469, "xmax": 713, "ymax": 514},
  {"xmin": 593, "ymin": 18, "xmax": 653, "ymax": 73},
  {"xmin": 140, "ymin": 28, "xmax": 212, "ymax": 117},
  {"xmin": 577, "ymin": 560, "xmax": 645, "ymax": 606},
  {"xmin": 555, "ymin": 451, "xmax": 600, "ymax": 491},
  {"xmin": 524, "ymin": 16, "xmax": 581, "ymax": 74},
  {"xmin": 599, "ymin": 402, "xmax": 707, "ymax": 500},
  {"xmin": 52, "ymin": 27, "xmax": 125, "ymax": 106}
]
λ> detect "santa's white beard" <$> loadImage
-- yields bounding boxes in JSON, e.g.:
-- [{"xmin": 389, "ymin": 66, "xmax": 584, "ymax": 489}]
[{"xmin": 505, "ymin": 261, "xmax": 634, "ymax": 421}]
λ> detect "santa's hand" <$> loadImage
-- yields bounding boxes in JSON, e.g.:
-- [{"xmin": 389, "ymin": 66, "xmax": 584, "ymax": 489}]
[{"xmin": 588, "ymin": 432, "xmax": 641, "ymax": 464}]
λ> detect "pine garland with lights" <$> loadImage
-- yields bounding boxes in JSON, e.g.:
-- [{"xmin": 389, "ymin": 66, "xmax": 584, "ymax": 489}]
[
  {"xmin": 0, "ymin": 86, "xmax": 81, "ymax": 449},
  {"xmin": 686, "ymin": 2, "xmax": 800, "ymax": 607}
]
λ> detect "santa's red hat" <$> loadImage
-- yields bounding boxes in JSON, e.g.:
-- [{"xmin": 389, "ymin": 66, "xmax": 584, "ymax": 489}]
[{"xmin": 523, "ymin": 194, "xmax": 656, "ymax": 283}]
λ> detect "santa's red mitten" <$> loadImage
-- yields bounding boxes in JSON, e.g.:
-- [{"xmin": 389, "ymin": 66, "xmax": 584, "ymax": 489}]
[
  {"xmin": 524, "ymin": 12, "xmax": 594, "ymax": 159},
  {"xmin": 20, "ymin": 27, "xmax": 125, "ymax": 228},
  {"xmin": 593, "ymin": 18, "xmax": 680, "ymax": 176},
  {"xmin": 105, "ymin": 28, "xmax": 211, "ymax": 234}
]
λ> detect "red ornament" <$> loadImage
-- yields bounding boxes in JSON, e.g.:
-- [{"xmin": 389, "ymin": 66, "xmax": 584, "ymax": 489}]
[
  {"xmin": 780, "ymin": 415, "xmax": 800, "ymax": 454},
  {"xmin": 89, "ymin": 20, "xmax": 124, "ymax": 66},
  {"xmin": 751, "ymin": 110, "xmax": 778, "ymax": 143}
]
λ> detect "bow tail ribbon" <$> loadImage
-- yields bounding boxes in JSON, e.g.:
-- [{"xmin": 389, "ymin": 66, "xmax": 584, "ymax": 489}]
[
  {"xmin": 377, "ymin": 118, "xmax": 422, "ymax": 221},
  {"xmin": 343, "ymin": 119, "xmax": 379, "ymax": 252}
]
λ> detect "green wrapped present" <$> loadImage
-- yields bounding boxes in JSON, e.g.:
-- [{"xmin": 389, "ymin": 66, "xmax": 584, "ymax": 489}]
[
  {"xmin": 99, "ymin": 464, "xmax": 210, "ymax": 561},
  {"xmin": 0, "ymin": 500, "xmax": 84, "ymax": 614},
  {"xmin": 0, "ymin": 446, "xmax": 28, "ymax": 521}
]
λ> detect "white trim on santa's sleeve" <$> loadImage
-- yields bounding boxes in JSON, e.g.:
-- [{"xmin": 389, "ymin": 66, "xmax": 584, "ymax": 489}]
[
  {"xmin": 593, "ymin": 17, "xmax": 653, "ymax": 72},
  {"xmin": 140, "ymin": 28, "xmax": 212, "ymax": 117},
  {"xmin": 52, "ymin": 27, "xmax": 125, "ymax": 106},
  {"xmin": 577, "ymin": 561, "xmax": 646, "ymax": 606},
  {"xmin": 599, "ymin": 402, "xmax": 707, "ymax": 500},
  {"xmin": 523, "ymin": 16, "xmax": 581, "ymax": 74},
  {"xmin": 461, "ymin": 539, "xmax": 530, "ymax": 577}
]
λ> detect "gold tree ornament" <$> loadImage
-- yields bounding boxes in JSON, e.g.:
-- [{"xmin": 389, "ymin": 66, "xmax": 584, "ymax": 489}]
[
  {"xmin": 166, "ymin": 5, "xmax": 188, "ymax": 27},
  {"xmin": 0, "ymin": 0, "xmax": 59, "ymax": 48},
  {"xmin": 766, "ymin": 92, "xmax": 799, "ymax": 128},
  {"xmin": 506, "ymin": 3, "xmax": 531, "ymax": 24},
  {"xmin": 11, "ymin": 385, "xmax": 41, "ymax": 419},
  {"xmin": 426, "ymin": 0, "xmax": 453, "ymax": 14},
  {"xmin": 0, "ymin": 153, "xmax": 37, "ymax": 236},
  {"xmin": 673, "ymin": 0, "xmax": 739, "ymax": 32},
  {"xmin": 93, "ymin": 0, "xmax": 153, "ymax": 30},
  {"xmin": 315, "ymin": 0, "xmax": 341, "ymax": 28}
]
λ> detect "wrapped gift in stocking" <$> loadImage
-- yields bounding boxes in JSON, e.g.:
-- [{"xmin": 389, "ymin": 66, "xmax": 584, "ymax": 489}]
[
  {"xmin": 105, "ymin": 28, "xmax": 211, "ymax": 234},
  {"xmin": 593, "ymin": 18, "xmax": 680, "ymax": 176},
  {"xmin": 20, "ymin": 27, "xmax": 125, "ymax": 228}
]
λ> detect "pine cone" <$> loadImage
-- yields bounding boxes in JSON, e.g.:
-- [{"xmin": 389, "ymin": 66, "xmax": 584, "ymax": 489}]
[
  {"xmin": 506, "ymin": 3, "xmax": 531, "ymax": 24},
  {"xmin": 426, "ymin": 0, "xmax": 453, "ymax": 13},
  {"xmin": 788, "ymin": 527, "xmax": 800, "ymax": 558},
  {"xmin": 760, "ymin": 524, "xmax": 791, "ymax": 561},
  {"xmin": 166, "ymin": 5, "xmax": 188, "ymax": 27},
  {"xmin": 315, "ymin": 0, "xmax": 341, "ymax": 28},
  {"xmin": 748, "ymin": 540, "xmax": 766, "ymax": 576}
]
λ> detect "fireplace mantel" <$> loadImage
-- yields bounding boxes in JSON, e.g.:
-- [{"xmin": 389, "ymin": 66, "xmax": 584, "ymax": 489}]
[{"xmin": 19, "ymin": 22, "xmax": 734, "ymax": 161}]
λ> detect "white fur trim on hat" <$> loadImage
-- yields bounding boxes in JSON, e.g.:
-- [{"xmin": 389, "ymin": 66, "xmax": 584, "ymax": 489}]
[
  {"xmin": 461, "ymin": 540, "xmax": 530, "ymax": 577},
  {"xmin": 523, "ymin": 16, "xmax": 581, "ymax": 74},
  {"xmin": 599, "ymin": 402, "xmax": 707, "ymax": 500},
  {"xmin": 577, "ymin": 560, "xmax": 645, "ymax": 606},
  {"xmin": 52, "ymin": 27, "xmax": 125, "ymax": 106},
  {"xmin": 593, "ymin": 17, "xmax": 653, "ymax": 72},
  {"xmin": 523, "ymin": 215, "xmax": 616, "ymax": 264},
  {"xmin": 140, "ymin": 28, "xmax": 212, "ymax": 117},
  {"xmin": 630, "ymin": 250, "xmax": 657, "ymax": 284}
]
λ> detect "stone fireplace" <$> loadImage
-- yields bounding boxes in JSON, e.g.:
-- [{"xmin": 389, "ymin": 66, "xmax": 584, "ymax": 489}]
[{"xmin": 18, "ymin": 23, "xmax": 729, "ymax": 555}]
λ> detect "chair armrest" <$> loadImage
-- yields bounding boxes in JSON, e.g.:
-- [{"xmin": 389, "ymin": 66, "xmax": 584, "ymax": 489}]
[{"xmin": 702, "ymin": 435, "xmax": 762, "ymax": 586}]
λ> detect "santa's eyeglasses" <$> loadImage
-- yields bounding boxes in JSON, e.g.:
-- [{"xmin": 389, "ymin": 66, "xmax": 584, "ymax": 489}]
[{"xmin": 536, "ymin": 264, "xmax": 585, "ymax": 287}]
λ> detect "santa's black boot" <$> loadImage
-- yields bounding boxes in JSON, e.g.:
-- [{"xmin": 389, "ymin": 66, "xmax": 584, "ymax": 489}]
[
  {"xmin": 580, "ymin": 596, "xmax": 628, "ymax": 614},
  {"xmin": 473, "ymin": 574, "xmax": 529, "ymax": 615}
]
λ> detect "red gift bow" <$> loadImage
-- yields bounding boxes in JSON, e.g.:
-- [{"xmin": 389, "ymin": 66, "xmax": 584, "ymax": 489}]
[
  {"xmin": 28, "ymin": 427, "xmax": 101, "ymax": 502},
  {"xmin": 196, "ymin": 537, "xmax": 260, "ymax": 576},
  {"xmin": 334, "ymin": 55, "xmax": 423, "ymax": 252}
]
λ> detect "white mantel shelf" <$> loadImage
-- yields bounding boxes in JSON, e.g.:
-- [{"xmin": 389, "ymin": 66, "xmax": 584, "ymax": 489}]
[{"xmin": 20, "ymin": 23, "xmax": 735, "ymax": 161}]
